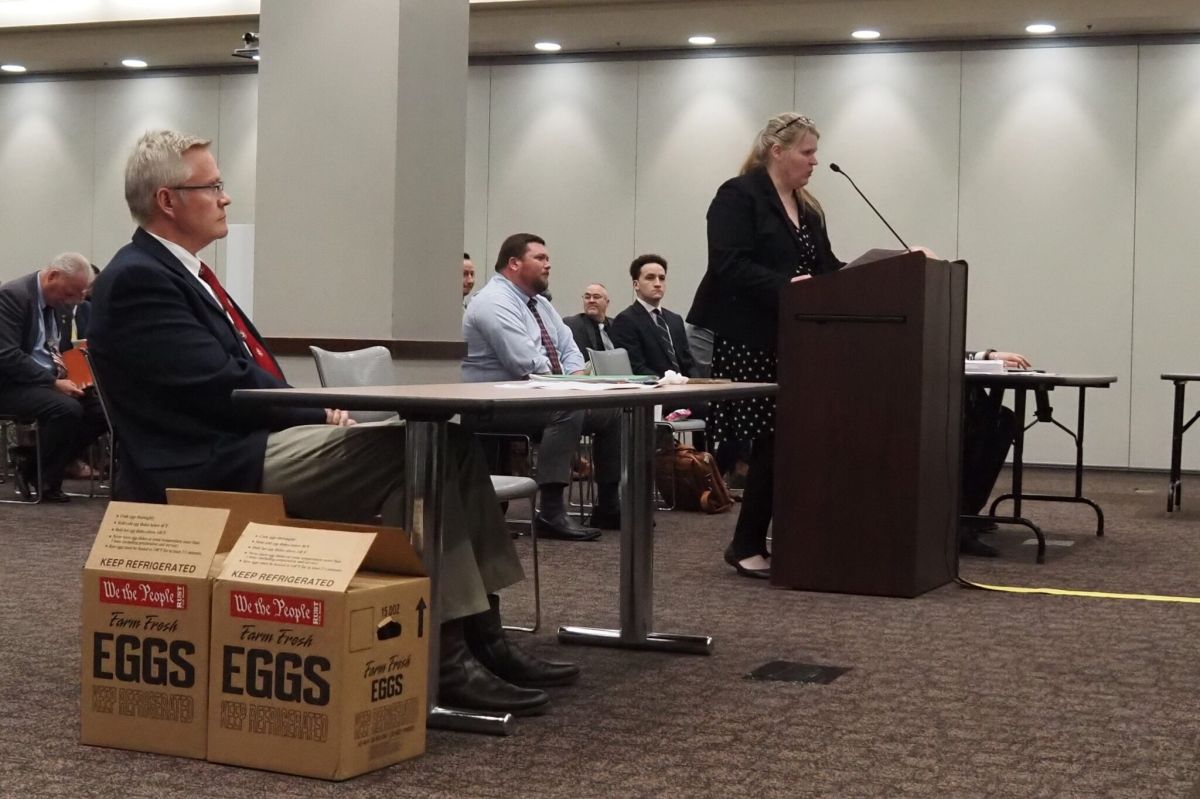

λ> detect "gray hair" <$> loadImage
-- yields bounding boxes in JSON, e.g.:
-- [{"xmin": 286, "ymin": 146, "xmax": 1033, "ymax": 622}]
[
  {"xmin": 124, "ymin": 130, "xmax": 212, "ymax": 225},
  {"xmin": 47, "ymin": 252, "xmax": 91, "ymax": 277}
]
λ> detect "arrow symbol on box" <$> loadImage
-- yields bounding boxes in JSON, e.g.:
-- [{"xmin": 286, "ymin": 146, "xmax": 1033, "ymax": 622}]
[{"xmin": 416, "ymin": 597, "xmax": 427, "ymax": 637}]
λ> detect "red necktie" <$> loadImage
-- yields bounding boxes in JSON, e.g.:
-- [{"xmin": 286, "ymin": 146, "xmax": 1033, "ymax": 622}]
[{"xmin": 197, "ymin": 262, "xmax": 285, "ymax": 381}]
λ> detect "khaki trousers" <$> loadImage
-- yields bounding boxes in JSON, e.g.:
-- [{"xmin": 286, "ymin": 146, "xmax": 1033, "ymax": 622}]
[{"xmin": 261, "ymin": 420, "xmax": 523, "ymax": 621}]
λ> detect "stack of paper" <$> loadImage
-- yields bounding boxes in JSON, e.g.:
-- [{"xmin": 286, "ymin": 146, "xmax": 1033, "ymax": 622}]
[{"xmin": 964, "ymin": 359, "xmax": 1006, "ymax": 374}]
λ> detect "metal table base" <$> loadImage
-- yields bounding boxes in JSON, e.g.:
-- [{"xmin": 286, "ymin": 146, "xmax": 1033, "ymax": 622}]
[{"xmin": 557, "ymin": 406, "xmax": 714, "ymax": 656}]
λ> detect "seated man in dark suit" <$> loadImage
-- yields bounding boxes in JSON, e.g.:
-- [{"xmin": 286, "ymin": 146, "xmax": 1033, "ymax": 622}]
[
  {"xmin": 960, "ymin": 348, "xmax": 1029, "ymax": 557},
  {"xmin": 610, "ymin": 254, "xmax": 707, "ymax": 452},
  {"xmin": 563, "ymin": 282, "xmax": 615, "ymax": 357},
  {"xmin": 610, "ymin": 254, "xmax": 697, "ymax": 379},
  {"xmin": 87, "ymin": 130, "xmax": 576, "ymax": 717},
  {"xmin": 0, "ymin": 253, "xmax": 107, "ymax": 501}
]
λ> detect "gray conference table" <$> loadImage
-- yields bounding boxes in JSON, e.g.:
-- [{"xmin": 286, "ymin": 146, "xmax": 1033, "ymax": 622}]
[
  {"xmin": 963, "ymin": 371, "xmax": 1117, "ymax": 563},
  {"xmin": 234, "ymin": 379, "xmax": 776, "ymax": 735}
]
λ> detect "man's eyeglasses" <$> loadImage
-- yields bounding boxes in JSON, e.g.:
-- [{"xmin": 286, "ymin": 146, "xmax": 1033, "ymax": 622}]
[{"xmin": 170, "ymin": 180, "xmax": 225, "ymax": 195}]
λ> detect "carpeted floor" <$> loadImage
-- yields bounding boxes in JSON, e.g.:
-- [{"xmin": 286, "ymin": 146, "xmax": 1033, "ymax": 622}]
[{"xmin": 3, "ymin": 468, "xmax": 1200, "ymax": 798}]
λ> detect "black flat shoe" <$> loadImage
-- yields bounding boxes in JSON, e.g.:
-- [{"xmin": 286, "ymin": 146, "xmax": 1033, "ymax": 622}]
[
  {"xmin": 723, "ymin": 546, "xmax": 770, "ymax": 579},
  {"xmin": 534, "ymin": 513, "xmax": 601, "ymax": 542}
]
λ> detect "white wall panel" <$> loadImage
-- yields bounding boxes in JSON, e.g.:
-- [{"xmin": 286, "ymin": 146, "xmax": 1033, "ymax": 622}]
[
  {"xmin": 959, "ymin": 46, "xmax": 1138, "ymax": 466},
  {"xmin": 0, "ymin": 81, "xmax": 96, "ymax": 280},
  {"xmin": 91, "ymin": 76, "xmax": 222, "ymax": 270},
  {"xmin": 211, "ymin": 73, "xmax": 258, "ymax": 283},
  {"xmin": 485, "ymin": 61, "xmax": 638, "ymax": 320},
  {"xmin": 464, "ymin": 66, "xmax": 491, "ymax": 275},
  {"xmin": 1130, "ymin": 44, "xmax": 1200, "ymax": 470},
  {"xmin": 633, "ymin": 55, "xmax": 794, "ymax": 321},
  {"xmin": 796, "ymin": 51, "xmax": 961, "ymax": 263}
]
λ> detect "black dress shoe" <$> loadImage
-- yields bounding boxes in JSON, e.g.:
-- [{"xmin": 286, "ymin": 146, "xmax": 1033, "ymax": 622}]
[
  {"xmin": 959, "ymin": 532, "xmax": 998, "ymax": 557},
  {"xmin": 465, "ymin": 595, "xmax": 581, "ymax": 687},
  {"xmin": 40, "ymin": 488, "xmax": 70, "ymax": 503},
  {"xmin": 438, "ymin": 619, "xmax": 550, "ymax": 716},
  {"xmin": 587, "ymin": 508, "xmax": 621, "ymax": 530},
  {"xmin": 723, "ymin": 546, "xmax": 770, "ymax": 579},
  {"xmin": 534, "ymin": 513, "xmax": 601, "ymax": 541}
]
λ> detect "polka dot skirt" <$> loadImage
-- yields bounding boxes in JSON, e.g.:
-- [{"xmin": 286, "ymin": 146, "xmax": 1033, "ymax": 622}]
[{"xmin": 709, "ymin": 212, "xmax": 818, "ymax": 443}]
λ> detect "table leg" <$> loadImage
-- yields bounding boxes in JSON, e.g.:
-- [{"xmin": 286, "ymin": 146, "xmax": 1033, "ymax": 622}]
[
  {"xmin": 1170, "ymin": 381, "xmax": 1185, "ymax": 513},
  {"xmin": 558, "ymin": 405, "xmax": 713, "ymax": 655},
  {"xmin": 406, "ymin": 420, "xmax": 514, "ymax": 736}
]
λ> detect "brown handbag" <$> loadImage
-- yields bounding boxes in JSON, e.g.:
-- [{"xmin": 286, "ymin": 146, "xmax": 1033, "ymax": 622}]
[{"xmin": 654, "ymin": 442, "xmax": 734, "ymax": 514}]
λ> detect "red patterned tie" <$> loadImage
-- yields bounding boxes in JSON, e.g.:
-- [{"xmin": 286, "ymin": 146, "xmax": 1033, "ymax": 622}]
[
  {"xmin": 197, "ymin": 262, "xmax": 285, "ymax": 381},
  {"xmin": 526, "ymin": 297, "xmax": 562, "ymax": 375}
]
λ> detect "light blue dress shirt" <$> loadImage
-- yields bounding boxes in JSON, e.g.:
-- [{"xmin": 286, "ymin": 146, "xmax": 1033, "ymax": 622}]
[
  {"xmin": 462, "ymin": 273, "xmax": 584, "ymax": 382},
  {"xmin": 31, "ymin": 278, "xmax": 54, "ymax": 374}
]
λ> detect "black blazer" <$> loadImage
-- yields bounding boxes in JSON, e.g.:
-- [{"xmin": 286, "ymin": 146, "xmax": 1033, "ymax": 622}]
[
  {"xmin": 88, "ymin": 228, "xmax": 324, "ymax": 502},
  {"xmin": 0, "ymin": 271, "xmax": 57, "ymax": 387},
  {"xmin": 610, "ymin": 302, "xmax": 696, "ymax": 378},
  {"xmin": 687, "ymin": 167, "xmax": 843, "ymax": 350},
  {"xmin": 563, "ymin": 312, "xmax": 613, "ymax": 356}
]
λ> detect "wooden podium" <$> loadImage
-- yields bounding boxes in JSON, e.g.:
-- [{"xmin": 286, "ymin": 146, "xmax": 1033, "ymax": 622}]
[{"xmin": 770, "ymin": 251, "xmax": 966, "ymax": 597}]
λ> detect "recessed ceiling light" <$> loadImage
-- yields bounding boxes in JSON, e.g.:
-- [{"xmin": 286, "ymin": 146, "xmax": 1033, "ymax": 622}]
[
  {"xmin": 1026, "ymin": 23, "xmax": 1056, "ymax": 34},
  {"xmin": 851, "ymin": 29, "xmax": 881, "ymax": 40},
  {"xmin": 534, "ymin": 41, "xmax": 562, "ymax": 52},
  {"xmin": 1, "ymin": 64, "xmax": 27, "ymax": 73},
  {"xmin": 121, "ymin": 58, "xmax": 148, "ymax": 68},
  {"xmin": 688, "ymin": 35, "xmax": 716, "ymax": 46}
]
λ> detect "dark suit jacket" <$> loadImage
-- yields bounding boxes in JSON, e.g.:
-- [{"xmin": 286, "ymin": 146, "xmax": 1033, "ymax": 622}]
[
  {"xmin": 563, "ymin": 313, "xmax": 613, "ymax": 357},
  {"xmin": 88, "ymin": 228, "xmax": 324, "ymax": 502},
  {"xmin": 687, "ymin": 166, "xmax": 843, "ymax": 350},
  {"xmin": 0, "ymin": 271, "xmax": 57, "ymax": 387},
  {"xmin": 56, "ymin": 301, "xmax": 92, "ymax": 351},
  {"xmin": 610, "ymin": 302, "xmax": 696, "ymax": 378}
]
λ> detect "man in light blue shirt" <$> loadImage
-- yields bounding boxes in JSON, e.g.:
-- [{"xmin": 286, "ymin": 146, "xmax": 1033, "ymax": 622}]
[{"xmin": 462, "ymin": 233, "xmax": 621, "ymax": 540}]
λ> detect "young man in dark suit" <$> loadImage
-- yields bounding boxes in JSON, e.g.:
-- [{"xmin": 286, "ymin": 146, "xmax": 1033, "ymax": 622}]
[
  {"xmin": 609, "ymin": 254, "xmax": 696, "ymax": 379},
  {"xmin": 87, "ymin": 130, "xmax": 577, "ymax": 716},
  {"xmin": 563, "ymin": 282, "xmax": 615, "ymax": 357},
  {"xmin": 0, "ymin": 253, "xmax": 106, "ymax": 500}
]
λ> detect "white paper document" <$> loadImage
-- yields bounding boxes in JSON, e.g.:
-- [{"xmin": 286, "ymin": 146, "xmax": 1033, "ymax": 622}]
[{"xmin": 497, "ymin": 381, "xmax": 655, "ymax": 392}]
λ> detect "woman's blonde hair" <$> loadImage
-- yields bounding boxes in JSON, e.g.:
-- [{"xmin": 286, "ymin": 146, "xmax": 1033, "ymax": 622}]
[{"xmin": 740, "ymin": 112, "xmax": 823, "ymax": 215}]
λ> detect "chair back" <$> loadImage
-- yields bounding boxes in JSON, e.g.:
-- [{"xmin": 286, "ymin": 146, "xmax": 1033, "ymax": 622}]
[
  {"xmin": 309, "ymin": 346, "xmax": 398, "ymax": 423},
  {"xmin": 588, "ymin": 347, "xmax": 633, "ymax": 376}
]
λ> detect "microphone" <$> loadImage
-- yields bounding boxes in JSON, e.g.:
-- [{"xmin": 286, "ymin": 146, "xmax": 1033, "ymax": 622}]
[{"xmin": 828, "ymin": 163, "xmax": 911, "ymax": 252}]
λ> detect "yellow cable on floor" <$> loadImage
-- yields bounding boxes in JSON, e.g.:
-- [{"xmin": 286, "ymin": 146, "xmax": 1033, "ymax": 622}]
[{"xmin": 961, "ymin": 579, "xmax": 1200, "ymax": 603}]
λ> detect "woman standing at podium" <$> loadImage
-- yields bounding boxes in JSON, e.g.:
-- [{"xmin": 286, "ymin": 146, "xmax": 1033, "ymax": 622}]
[{"xmin": 687, "ymin": 112, "xmax": 844, "ymax": 579}]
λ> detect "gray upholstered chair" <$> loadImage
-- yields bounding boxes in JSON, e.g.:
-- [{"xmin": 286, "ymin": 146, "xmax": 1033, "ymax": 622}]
[
  {"xmin": 309, "ymin": 345, "xmax": 398, "ymax": 423},
  {"xmin": 310, "ymin": 345, "xmax": 542, "ymax": 631}
]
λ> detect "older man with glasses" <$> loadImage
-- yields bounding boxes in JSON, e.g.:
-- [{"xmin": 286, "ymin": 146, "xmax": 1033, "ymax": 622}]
[
  {"xmin": 0, "ymin": 252, "xmax": 106, "ymax": 501},
  {"xmin": 87, "ymin": 130, "xmax": 577, "ymax": 717}
]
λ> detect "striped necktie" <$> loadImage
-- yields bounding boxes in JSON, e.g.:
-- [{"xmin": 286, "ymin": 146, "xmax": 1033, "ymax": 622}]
[
  {"xmin": 527, "ymin": 297, "xmax": 562, "ymax": 374},
  {"xmin": 652, "ymin": 308, "xmax": 680, "ymax": 372}
]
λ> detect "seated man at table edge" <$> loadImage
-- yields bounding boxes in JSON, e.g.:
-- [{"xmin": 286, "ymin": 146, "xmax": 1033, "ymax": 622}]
[
  {"xmin": 87, "ymin": 129, "xmax": 577, "ymax": 716},
  {"xmin": 0, "ymin": 252, "xmax": 107, "ymax": 501},
  {"xmin": 961, "ymin": 348, "xmax": 1030, "ymax": 557},
  {"xmin": 461, "ymin": 232, "xmax": 623, "ymax": 540}
]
